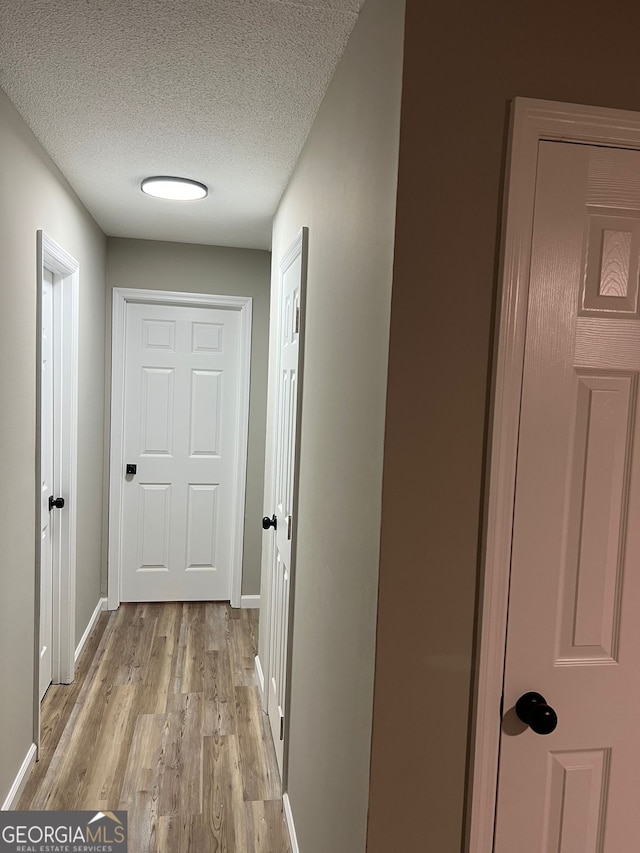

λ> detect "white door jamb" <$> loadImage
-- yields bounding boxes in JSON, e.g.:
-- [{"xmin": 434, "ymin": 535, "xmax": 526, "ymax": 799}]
[
  {"xmin": 467, "ymin": 99, "xmax": 640, "ymax": 852},
  {"xmin": 34, "ymin": 231, "xmax": 79, "ymax": 751},
  {"xmin": 108, "ymin": 288, "xmax": 252, "ymax": 610}
]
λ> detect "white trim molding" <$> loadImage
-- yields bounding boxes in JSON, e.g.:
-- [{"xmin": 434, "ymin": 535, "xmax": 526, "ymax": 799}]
[
  {"xmin": 254, "ymin": 654, "xmax": 265, "ymax": 697},
  {"xmin": 467, "ymin": 98, "xmax": 640, "ymax": 852},
  {"xmin": 240, "ymin": 594, "xmax": 261, "ymax": 609},
  {"xmin": 108, "ymin": 288, "xmax": 252, "ymax": 610},
  {"xmin": 75, "ymin": 598, "xmax": 107, "ymax": 663},
  {"xmin": 2, "ymin": 744, "xmax": 37, "ymax": 810},
  {"xmin": 283, "ymin": 793, "xmax": 300, "ymax": 853}
]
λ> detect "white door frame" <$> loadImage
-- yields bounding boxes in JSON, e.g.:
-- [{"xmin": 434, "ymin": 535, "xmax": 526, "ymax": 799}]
[
  {"xmin": 34, "ymin": 231, "xmax": 79, "ymax": 747},
  {"xmin": 467, "ymin": 99, "xmax": 640, "ymax": 851},
  {"xmin": 108, "ymin": 288, "xmax": 252, "ymax": 610}
]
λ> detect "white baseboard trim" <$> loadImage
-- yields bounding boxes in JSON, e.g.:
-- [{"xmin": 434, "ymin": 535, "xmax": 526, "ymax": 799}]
[
  {"xmin": 2, "ymin": 743, "xmax": 37, "ymax": 810},
  {"xmin": 75, "ymin": 597, "xmax": 107, "ymax": 663},
  {"xmin": 255, "ymin": 654, "xmax": 265, "ymax": 695},
  {"xmin": 240, "ymin": 594, "xmax": 260, "ymax": 609},
  {"xmin": 283, "ymin": 793, "xmax": 300, "ymax": 853}
]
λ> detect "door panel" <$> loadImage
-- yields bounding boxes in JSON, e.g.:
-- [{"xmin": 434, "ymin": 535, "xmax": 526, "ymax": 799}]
[
  {"xmin": 186, "ymin": 483, "xmax": 219, "ymax": 569},
  {"xmin": 136, "ymin": 483, "xmax": 171, "ymax": 570},
  {"xmin": 120, "ymin": 302, "xmax": 240, "ymax": 601},
  {"xmin": 558, "ymin": 374, "xmax": 632, "ymax": 663},
  {"xmin": 495, "ymin": 142, "xmax": 640, "ymax": 851},
  {"xmin": 190, "ymin": 369, "xmax": 222, "ymax": 455},
  {"xmin": 140, "ymin": 367, "xmax": 174, "ymax": 455}
]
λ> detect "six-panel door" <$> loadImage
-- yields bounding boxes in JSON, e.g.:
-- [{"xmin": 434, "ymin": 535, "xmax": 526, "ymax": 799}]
[
  {"xmin": 495, "ymin": 141, "xmax": 640, "ymax": 851},
  {"xmin": 120, "ymin": 302, "xmax": 241, "ymax": 602}
]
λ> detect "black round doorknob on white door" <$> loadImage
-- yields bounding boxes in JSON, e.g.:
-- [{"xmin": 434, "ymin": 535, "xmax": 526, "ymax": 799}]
[
  {"xmin": 515, "ymin": 691, "xmax": 558, "ymax": 735},
  {"xmin": 262, "ymin": 514, "xmax": 277, "ymax": 530}
]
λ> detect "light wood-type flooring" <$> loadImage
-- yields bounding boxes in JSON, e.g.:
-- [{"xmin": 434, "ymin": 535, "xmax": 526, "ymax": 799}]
[{"xmin": 19, "ymin": 602, "xmax": 292, "ymax": 853}]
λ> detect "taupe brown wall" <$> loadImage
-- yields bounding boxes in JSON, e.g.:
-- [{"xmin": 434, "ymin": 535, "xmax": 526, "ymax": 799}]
[
  {"xmin": 105, "ymin": 238, "xmax": 270, "ymax": 596},
  {"xmin": 261, "ymin": 0, "xmax": 405, "ymax": 850},
  {"xmin": 0, "ymin": 88, "xmax": 106, "ymax": 804},
  {"xmin": 367, "ymin": 1, "xmax": 640, "ymax": 850}
]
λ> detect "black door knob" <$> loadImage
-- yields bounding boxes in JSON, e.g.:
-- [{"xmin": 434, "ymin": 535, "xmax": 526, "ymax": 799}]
[
  {"xmin": 126, "ymin": 464, "xmax": 137, "ymax": 475},
  {"xmin": 48, "ymin": 496, "xmax": 65, "ymax": 511},
  {"xmin": 262, "ymin": 514, "xmax": 277, "ymax": 530},
  {"xmin": 515, "ymin": 691, "xmax": 558, "ymax": 735}
]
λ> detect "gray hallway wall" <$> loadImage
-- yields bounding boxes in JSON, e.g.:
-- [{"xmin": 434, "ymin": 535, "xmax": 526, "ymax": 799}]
[
  {"xmin": 0, "ymin": 88, "xmax": 106, "ymax": 805},
  {"xmin": 261, "ymin": 0, "xmax": 405, "ymax": 850}
]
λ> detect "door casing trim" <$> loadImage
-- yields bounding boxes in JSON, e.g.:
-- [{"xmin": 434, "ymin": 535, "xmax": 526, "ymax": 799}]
[
  {"xmin": 107, "ymin": 288, "xmax": 252, "ymax": 610},
  {"xmin": 467, "ymin": 98, "xmax": 640, "ymax": 851},
  {"xmin": 34, "ymin": 231, "xmax": 79, "ymax": 752}
]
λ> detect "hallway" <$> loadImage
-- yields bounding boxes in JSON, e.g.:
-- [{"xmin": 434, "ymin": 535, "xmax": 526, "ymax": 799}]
[{"xmin": 19, "ymin": 602, "xmax": 291, "ymax": 852}]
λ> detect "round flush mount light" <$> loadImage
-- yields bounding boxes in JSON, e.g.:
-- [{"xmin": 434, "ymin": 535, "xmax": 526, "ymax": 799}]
[{"xmin": 141, "ymin": 175, "xmax": 208, "ymax": 201}]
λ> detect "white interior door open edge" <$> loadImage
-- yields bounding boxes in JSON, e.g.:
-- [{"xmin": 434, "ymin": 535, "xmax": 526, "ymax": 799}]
[
  {"xmin": 260, "ymin": 227, "xmax": 308, "ymax": 784},
  {"xmin": 34, "ymin": 231, "xmax": 79, "ymax": 750},
  {"xmin": 108, "ymin": 289, "xmax": 252, "ymax": 609}
]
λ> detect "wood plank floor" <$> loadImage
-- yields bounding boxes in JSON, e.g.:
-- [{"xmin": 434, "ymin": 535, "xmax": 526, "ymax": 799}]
[{"xmin": 19, "ymin": 602, "xmax": 292, "ymax": 853}]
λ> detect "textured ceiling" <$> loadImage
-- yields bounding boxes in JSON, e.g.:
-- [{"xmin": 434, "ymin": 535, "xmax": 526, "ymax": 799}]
[{"xmin": 0, "ymin": 0, "xmax": 364, "ymax": 249}]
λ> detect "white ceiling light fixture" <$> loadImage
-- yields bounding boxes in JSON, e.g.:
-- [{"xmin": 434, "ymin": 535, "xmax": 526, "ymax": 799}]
[{"xmin": 141, "ymin": 175, "xmax": 208, "ymax": 201}]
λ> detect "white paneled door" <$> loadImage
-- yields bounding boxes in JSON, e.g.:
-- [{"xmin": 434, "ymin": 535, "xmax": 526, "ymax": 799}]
[
  {"xmin": 39, "ymin": 268, "xmax": 55, "ymax": 701},
  {"xmin": 120, "ymin": 302, "xmax": 241, "ymax": 601},
  {"xmin": 264, "ymin": 229, "xmax": 307, "ymax": 775},
  {"xmin": 495, "ymin": 142, "xmax": 640, "ymax": 850}
]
